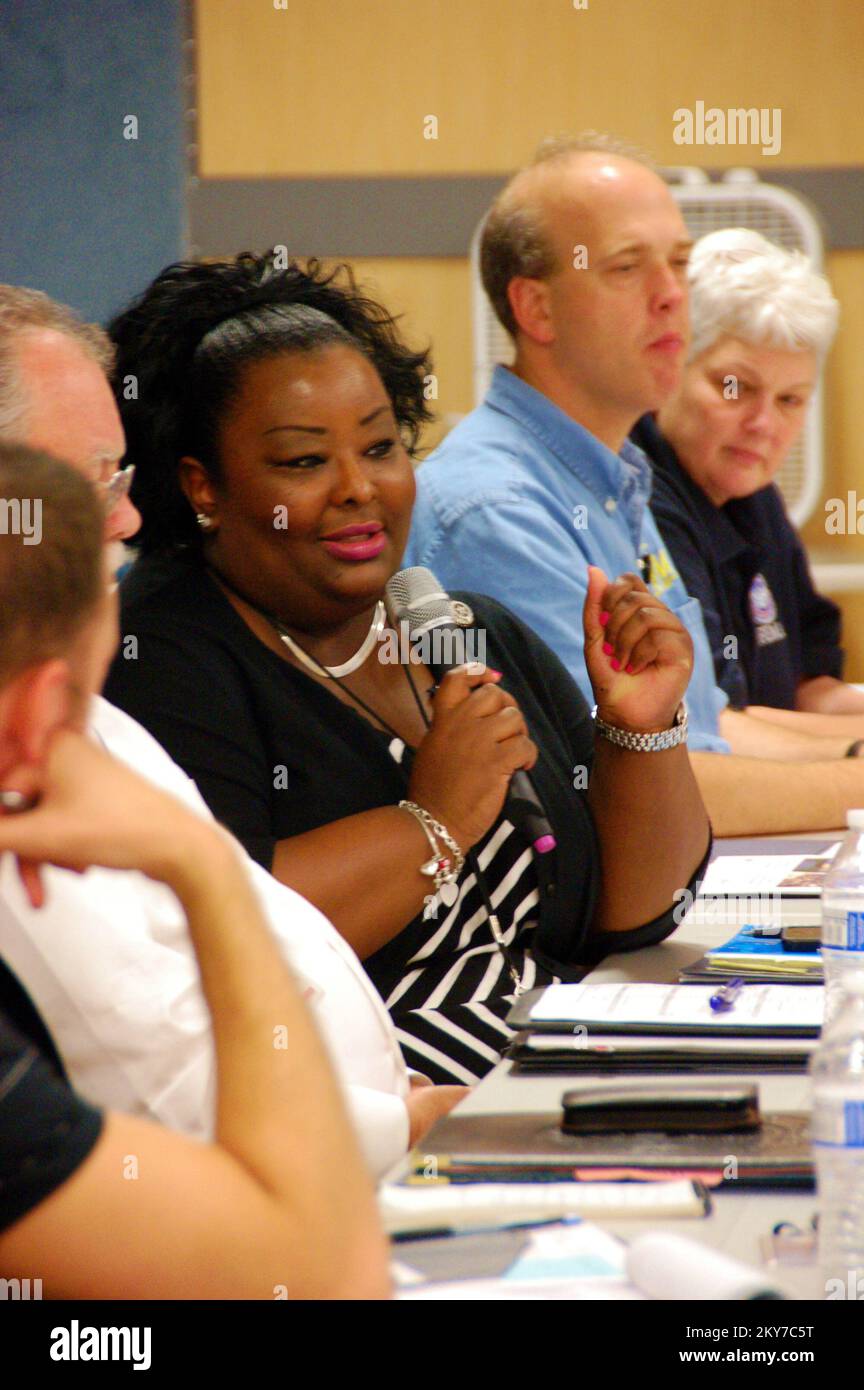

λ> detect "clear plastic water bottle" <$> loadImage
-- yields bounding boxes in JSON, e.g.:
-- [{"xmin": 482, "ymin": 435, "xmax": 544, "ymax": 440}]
[
  {"xmin": 813, "ymin": 815, "xmax": 864, "ymax": 1296},
  {"xmin": 811, "ymin": 978, "xmax": 864, "ymax": 1299},
  {"xmin": 820, "ymin": 809, "xmax": 864, "ymax": 1028}
]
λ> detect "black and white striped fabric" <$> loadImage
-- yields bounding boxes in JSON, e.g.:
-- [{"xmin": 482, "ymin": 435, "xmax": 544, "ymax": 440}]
[{"xmin": 386, "ymin": 817, "xmax": 560, "ymax": 1084}]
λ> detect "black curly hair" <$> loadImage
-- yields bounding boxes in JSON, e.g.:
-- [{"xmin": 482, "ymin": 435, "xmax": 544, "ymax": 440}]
[{"xmin": 108, "ymin": 252, "xmax": 434, "ymax": 554}]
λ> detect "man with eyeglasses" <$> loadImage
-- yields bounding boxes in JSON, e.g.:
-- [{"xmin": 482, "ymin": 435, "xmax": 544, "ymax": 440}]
[{"xmin": 0, "ymin": 283, "xmax": 453, "ymax": 1175}]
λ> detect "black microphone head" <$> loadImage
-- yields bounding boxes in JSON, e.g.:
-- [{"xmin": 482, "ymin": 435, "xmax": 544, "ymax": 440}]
[{"xmin": 385, "ymin": 567, "xmax": 455, "ymax": 633}]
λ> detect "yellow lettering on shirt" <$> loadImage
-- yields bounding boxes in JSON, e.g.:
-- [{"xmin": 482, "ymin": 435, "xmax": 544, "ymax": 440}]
[{"xmin": 647, "ymin": 546, "xmax": 678, "ymax": 599}]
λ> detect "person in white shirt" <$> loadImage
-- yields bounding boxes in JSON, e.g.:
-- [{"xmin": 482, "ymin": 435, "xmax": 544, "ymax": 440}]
[
  {"xmin": 0, "ymin": 440, "xmax": 389, "ymax": 1298},
  {"xmin": 0, "ymin": 283, "xmax": 465, "ymax": 1173}
]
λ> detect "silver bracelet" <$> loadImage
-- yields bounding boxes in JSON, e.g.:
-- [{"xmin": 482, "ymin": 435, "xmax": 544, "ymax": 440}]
[
  {"xmin": 398, "ymin": 800, "xmax": 465, "ymax": 889},
  {"xmin": 592, "ymin": 702, "xmax": 688, "ymax": 752}
]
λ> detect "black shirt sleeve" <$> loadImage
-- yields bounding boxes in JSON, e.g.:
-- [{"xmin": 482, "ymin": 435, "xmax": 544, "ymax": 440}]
[
  {"xmin": 106, "ymin": 618, "xmax": 279, "ymax": 869},
  {"xmin": 650, "ymin": 499, "xmax": 741, "ymax": 705},
  {"xmin": 465, "ymin": 595, "xmax": 711, "ymax": 966},
  {"xmin": 0, "ymin": 1006, "xmax": 104, "ymax": 1235},
  {"xmin": 789, "ymin": 532, "xmax": 844, "ymax": 682}
]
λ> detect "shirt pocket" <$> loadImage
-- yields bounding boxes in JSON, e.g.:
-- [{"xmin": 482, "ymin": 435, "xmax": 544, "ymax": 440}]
[{"xmin": 666, "ymin": 595, "xmax": 730, "ymax": 735}]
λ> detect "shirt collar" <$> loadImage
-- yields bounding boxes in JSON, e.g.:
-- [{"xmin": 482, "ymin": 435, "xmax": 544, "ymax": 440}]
[{"xmin": 486, "ymin": 364, "xmax": 652, "ymax": 506}]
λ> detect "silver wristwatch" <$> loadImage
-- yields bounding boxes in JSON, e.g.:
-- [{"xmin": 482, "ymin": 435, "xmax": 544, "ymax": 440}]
[{"xmin": 592, "ymin": 702, "xmax": 688, "ymax": 752}]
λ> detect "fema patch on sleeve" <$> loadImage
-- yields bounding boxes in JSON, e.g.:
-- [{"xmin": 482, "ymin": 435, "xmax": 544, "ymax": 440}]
[{"xmin": 748, "ymin": 573, "xmax": 787, "ymax": 647}]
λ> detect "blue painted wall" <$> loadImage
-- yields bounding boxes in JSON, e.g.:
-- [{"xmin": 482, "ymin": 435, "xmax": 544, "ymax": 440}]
[{"xmin": 0, "ymin": 0, "xmax": 185, "ymax": 325}]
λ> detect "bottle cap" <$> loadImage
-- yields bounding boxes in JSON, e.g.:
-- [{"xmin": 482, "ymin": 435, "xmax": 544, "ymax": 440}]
[{"xmin": 848, "ymin": 809, "xmax": 864, "ymax": 831}]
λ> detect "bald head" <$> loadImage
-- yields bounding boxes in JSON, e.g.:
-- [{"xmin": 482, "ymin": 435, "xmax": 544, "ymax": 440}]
[
  {"xmin": 481, "ymin": 140, "xmax": 692, "ymax": 449},
  {"xmin": 0, "ymin": 286, "xmax": 141, "ymax": 549},
  {"xmin": 482, "ymin": 146, "xmax": 681, "ymax": 335},
  {"xmin": 10, "ymin": 328, "xmax": 139, "ymax": 548},
  {"xmin": 15, "ymin": 329, "xmax": 125, "ymax": 480}
]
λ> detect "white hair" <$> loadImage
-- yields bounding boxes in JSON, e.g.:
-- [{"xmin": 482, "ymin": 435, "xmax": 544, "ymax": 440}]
[
  {"xmin": 0, "ymin": 285, "xmax": 114, "ymax": 437},
  {"xmin": 687, "ymin": 228, "xmax": 839, "ymax": 362}
]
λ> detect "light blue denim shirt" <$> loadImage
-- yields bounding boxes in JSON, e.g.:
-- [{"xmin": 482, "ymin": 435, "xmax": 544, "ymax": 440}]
[{"xmin": 406, "ymin": 365, "xmax": 729, "ymax": 752}]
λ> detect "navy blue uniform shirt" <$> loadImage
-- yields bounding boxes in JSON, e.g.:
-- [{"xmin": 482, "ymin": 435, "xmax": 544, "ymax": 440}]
[{"xmin": 633, "ymin": 414, "xmax": 843, "ymax": 710}]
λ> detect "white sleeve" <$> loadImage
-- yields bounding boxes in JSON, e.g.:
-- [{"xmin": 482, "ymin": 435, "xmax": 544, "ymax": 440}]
[{"xmin": 344, "ymin": 1088, "xmax": 410, "ymax": 1180}]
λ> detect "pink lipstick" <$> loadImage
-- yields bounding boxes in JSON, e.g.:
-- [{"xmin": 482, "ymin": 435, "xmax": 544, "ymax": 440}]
[{"xmin": 320, "ymin": 521, "xmax": 386, "ymax": 562}]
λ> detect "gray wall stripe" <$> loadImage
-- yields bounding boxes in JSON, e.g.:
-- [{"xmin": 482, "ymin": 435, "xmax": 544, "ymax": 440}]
[{"xmin": 189, "ymin": 168, "xmax": 863, "ymax": 259}]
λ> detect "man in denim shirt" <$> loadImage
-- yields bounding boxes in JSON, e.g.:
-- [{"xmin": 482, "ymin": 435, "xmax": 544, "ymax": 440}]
[
  {"xmin": 408, "ymin": 135, "xmax": 864, "ymax": 834},
  {"xmin": 408, "ymin": 361, "xmax": 727, "ymax": 753}
]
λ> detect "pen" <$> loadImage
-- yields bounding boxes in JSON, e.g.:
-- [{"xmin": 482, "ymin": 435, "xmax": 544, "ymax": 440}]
[
  {"xmin": 391, "ymin": 1215, "xmax": 578, "ymax": 1243},
  {"xmin": 709, "ymin": 976, "xmax": 745, "ymax": 1013}
]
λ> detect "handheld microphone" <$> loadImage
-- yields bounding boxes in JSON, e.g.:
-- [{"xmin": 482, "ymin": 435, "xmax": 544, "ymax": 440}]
[{"xmin": 385, "ymin": 567, "xmax": 557, "ymax": 855}]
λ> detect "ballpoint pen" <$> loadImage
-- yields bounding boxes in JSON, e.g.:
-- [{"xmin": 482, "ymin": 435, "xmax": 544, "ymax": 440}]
[{"xmin": 709, "ymin": 976, "xmax": 745, "ymax": 1013}]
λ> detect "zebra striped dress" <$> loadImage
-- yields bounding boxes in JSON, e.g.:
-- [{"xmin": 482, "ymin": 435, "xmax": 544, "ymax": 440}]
[
  {"xmin": 373, "ymin": 809, "xmax": 561, "ymax": 1084},
  {"xmin": 106, "ymin": 566, "xmax": 641, "ymax": 1086}
]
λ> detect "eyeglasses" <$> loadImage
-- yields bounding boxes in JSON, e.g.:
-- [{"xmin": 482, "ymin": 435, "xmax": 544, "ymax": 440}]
[{"xmin": 96, "ymin": 464, "xmax": 136, "ymax": 513}]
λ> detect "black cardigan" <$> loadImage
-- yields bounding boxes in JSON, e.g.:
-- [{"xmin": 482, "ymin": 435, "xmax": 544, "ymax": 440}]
[
  {"xmin": 105, "ymin": 551, "xmax": 708, "ymax": 984},
  {"xmin": 634, "ymin": 415, "xmax": 843, "ymax": 710}
]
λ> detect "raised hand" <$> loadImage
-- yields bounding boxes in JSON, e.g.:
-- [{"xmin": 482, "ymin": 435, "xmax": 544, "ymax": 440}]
[{"xmin": 583, "ymin": 566, "xmax": 693, "ymax": 734}]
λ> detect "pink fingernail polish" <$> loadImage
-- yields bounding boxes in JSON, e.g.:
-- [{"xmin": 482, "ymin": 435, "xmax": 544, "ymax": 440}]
[
  {"xmin": 599, "ymin": 611, "xmax": 610, "ymax": 627},
  {"xmin": 489, "ymin": 668, "xmax": 502, "ymax": 677},
  {"xmin": 610, "ymin": 657, "xmax": 621, "ymax": 671},
  {"xmin": 602, "ymin": 641, "xmax": 613, "ymax": 656},
  {"xmin": 626, "ymin": 663, "xmax": 635, "ymax": 675}
]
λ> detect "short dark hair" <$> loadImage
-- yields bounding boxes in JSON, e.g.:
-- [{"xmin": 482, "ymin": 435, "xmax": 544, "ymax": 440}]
[
  {"xmin": 480, "ymin": 131, "xmax": 656, "ymax": 337},
  {"xmin": 0, "ymin": 443, "xmax": 103, "ymax": 685},
  {"xmin": 108, "ymin": 252, "xmax": 434, "ymax": 555}
]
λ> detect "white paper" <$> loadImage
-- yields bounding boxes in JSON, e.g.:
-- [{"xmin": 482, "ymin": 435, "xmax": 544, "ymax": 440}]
[
  {"xmin": 530, "ymin": 981, "xmax": 824, "ymax": 1030},
  {"xmin": 698, "ymin": 847, "xmax": 839, "ymax": 898},
  {"xmin": 380, "ymin": 1178, "xmax": 704, "ymax": 1234},
  {"xmin": 522, "ymin": 1031, "xmax": 815, "ymax": 1055}
]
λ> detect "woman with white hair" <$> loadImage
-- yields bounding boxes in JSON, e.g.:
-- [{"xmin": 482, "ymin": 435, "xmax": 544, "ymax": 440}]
[{"xmin": 633, "ymin": 228, "xmax": 864, "ymax": 722}]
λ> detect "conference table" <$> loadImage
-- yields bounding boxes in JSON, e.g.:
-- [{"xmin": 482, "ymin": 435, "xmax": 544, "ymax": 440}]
[{"xmin": 400, "ymin": 834, "xmax": 837, "ymax": 1300}]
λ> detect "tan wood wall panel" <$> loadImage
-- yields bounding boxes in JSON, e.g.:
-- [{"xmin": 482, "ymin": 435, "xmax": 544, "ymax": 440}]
[
  {"xmin": 196, "ymin": 0, "xmax": 864, "ymax": 175},
  {"xmin": 802, "ymin": 250, "xmax": 864, "ymax": 679},
  {"xmin": 198, "ymin": 0, "xmax": 864, "ymax": 670},
  {"xmin": 336, "ymin": 256, "xmax": 474, "ymax": 453}
]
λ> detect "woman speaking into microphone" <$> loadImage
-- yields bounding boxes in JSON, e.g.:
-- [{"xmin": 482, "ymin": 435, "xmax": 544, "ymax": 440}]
[{"xmin": 104, "ymin": 253, "xmax": 710, "ymax": 1083}]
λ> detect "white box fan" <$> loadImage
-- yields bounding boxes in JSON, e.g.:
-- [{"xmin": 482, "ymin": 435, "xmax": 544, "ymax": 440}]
[{"xmin": 470, "ymin": 168, "xmax": 827, "ymax": 527}]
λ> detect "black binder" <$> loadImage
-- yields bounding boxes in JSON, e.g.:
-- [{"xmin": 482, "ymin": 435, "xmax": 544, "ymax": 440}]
[{"xmin": 410, "ymin": 1109, "xmax": 814, "ymax": 1188}]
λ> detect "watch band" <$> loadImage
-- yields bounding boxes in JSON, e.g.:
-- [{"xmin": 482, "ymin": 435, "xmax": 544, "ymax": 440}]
[{"xmin": 592, "ymin": 702, "xmax": 688, "ymax": 752}]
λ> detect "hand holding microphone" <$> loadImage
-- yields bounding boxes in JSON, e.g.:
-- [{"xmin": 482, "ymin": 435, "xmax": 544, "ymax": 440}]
[
  {"xmin": 408, "ymin": 662, "xmax": 539, "ymax": 855},
  {"xmin": 386, "ymin": 567, "xmax": 557, "ymax": 855}
]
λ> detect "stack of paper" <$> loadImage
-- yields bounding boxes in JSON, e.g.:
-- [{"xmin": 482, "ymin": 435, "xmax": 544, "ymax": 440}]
[
  {"xmin": 683, "ymin": 847, "xmax": 838, "ymax": 928},
  {"xmin": 680, "ymin": 924, "xmax": 823, "ymax": 985},
  {"xmin": 513, "ymin": 981, "xmax": 823, "ymax": 1037}
]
